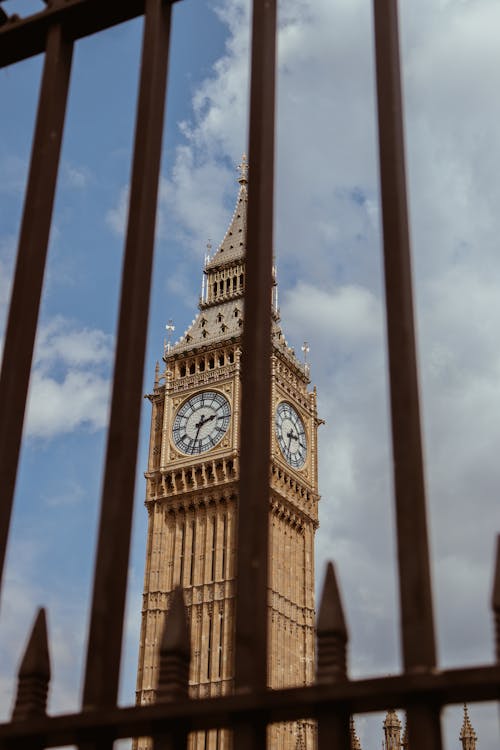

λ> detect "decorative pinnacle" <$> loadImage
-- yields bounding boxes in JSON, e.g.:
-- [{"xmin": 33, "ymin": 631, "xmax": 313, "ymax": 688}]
[
  {"xmin": 165, "ymin": 319, "xmax": 175, "ymax": 354},
  {"xmin": 316, "ymin": 561, "xmax": 348, "ymax": 682},
  {"xmin": 460, "ymin": 704, "xmax": 477, "ymax": 750},
  {"xmin": 350, "ymin": 716, "xmax": 362, "ymax": 750},
  {"xmin": 237, "ymin": 153, "xmax": 248, "ymax": 184},
  {"xmin": 157, "ymin": 587, "xmax": 191, "ymax": 702},
  {"xmin": 12, "ymin": 608, "xmax": 51, "ymax": 721},
  {"xmin": 301, "ymin": 341, "xmax": 310, "ymax": 365}
]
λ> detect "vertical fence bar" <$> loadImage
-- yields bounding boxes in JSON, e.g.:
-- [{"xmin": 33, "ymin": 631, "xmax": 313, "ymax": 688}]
[
  {"xmin": 0, "ymin": 22, "xmax": 73, "ymax": 593},
  {"xmin": 82, "ymin": 0, "xmax": 174, "ymax": 723},
  {"xmin": 234, "ymin": 0, "xmax": 277, "ymax": 746},
  {"xmin": 373, "ymin": 2, "xmax": 442, "ymax": 748}
]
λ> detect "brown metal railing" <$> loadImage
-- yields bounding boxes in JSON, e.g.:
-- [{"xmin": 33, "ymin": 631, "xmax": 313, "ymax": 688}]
[{"xmin": 0, "ymin": 1, "xmax": 499, "ymax": 748}]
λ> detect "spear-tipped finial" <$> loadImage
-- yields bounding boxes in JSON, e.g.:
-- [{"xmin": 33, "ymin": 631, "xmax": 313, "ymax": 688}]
[
  {"xmin": 237, "ymin": 153, "xmax": 248, "ymax": 184},
  {"xmin": 156, "ymin": 587, "xmax": 191, "ymax": 702},
  {"xmin": 492, "ymin": 534, "xmax": 500, "ymax": 661},
  {"xmin": 316, "ymin": 561, "xmax": 348, "ymax": 682},
  {"xmin": 12, "ymin": 608, "xmax": 51, "ymax": 721}
]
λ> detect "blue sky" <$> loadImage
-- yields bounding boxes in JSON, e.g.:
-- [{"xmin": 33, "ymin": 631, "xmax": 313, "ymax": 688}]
[{"xmin": 2, "ymin": 1, "xmax": 500, "ymax": 748}]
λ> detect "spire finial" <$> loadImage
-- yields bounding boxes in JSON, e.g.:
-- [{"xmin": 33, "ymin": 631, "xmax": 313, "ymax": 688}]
[
  {"xmin": 460, "ymin": 704, "xmax": 477, "ymax": 750},
  {"xmin": 237, "ymin": 153, "xmax": 248, "ymax": 184}
]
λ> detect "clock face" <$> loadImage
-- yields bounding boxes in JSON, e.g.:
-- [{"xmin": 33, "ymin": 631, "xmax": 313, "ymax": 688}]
[
  {"xmin": 275, "ymin": 401, "xmax": 307, "ymax": 469},
  {"xmin": 172, "ymin": 391, "xmax": 231, "ymax": 455}
]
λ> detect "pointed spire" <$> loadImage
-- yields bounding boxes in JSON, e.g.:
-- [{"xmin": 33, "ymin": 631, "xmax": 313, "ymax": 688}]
[
  {"xmin": 238, "ymin": 153, "xmax": 248, "ymax": 184},
  {"xmin": 156, "ymin": 587, "xmax": 191, "ymax": 702},
  {"xmin": 350, "ymin": 716, "xmax": 362, "ymax": 750},
  {"xmin": 154, "ymin": 360, "xmax": 160, "ymax": 388},
  {"xmin": 492, "ymin": 534, "xmax": 500, "ymax": 661},
  {"xmin": 460, "ymin": 704, "xmax": 477, "ymax": 750},
  {"xmin": 383, "ymin": 710, "xmax": 402, "ymax": 750},
  {"xmin": 12, "ymin": 608, "xmax": 51, "ymax": 721},
  {"xmin": 316, "ymin": 562, "xmax": 348, "ymax": 682}
]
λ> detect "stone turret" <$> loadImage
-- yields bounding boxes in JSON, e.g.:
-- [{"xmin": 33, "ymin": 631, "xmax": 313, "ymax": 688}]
[
  {"xmin": 383, "ymin": 710, "xmax": 402, "ymax": 750},
  {"xmin": 460, "ymin": 705, "xmax": 477, "ymax": 750}
]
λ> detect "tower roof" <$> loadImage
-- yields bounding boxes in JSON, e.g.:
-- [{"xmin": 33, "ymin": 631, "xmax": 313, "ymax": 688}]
[
  {"xmin": 205, "ymin": 154, "xmax": 248, "ymax": 271},
  {"xmin": 164, "ymin": 155, "xmax": 309, "ymax": 380}
]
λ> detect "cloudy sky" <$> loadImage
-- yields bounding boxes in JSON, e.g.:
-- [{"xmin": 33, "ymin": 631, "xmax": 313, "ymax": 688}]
[{"xmin": 1, "ymin": 0, "xmax": 500, "ymax": 747}]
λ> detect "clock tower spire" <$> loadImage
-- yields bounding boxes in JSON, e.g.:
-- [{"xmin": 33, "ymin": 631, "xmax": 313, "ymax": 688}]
[{"xmin": 134, "ymin": 159, "xmax": 320, "ymax": 750}]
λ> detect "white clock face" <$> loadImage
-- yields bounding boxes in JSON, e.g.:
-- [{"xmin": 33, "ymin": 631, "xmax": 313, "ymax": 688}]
[
  {"xmin": 275, "ymin": 401, "xmax": 307, "ymax": 469},
  {"xmin": 172, "ymin": 391, "xmax": 231, "ymax": 455}
]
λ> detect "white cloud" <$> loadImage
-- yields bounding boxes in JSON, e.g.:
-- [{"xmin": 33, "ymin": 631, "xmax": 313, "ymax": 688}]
[
  {"xmin": 25, "ymin": 317, "xmax": 113, "ymax": 439},
  {"xmin": 106, "ymin": 183, "xmax": 130, "ymax": 237},
  {"xmin": 62, "ymin": 162, "xmax": 91, "ymax": 189}
]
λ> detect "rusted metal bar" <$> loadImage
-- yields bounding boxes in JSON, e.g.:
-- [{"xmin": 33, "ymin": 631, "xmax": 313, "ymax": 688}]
[
  {"xmin": 1, "ymin": 664, "xmax": 499, "ymax": 746},
  {"xmin": 0, "ymin": 22, "xmax": 73, "ymax": 594},
  {"xmin": 82, "ymin": 0, "xmax": 174, "ymax": 717},
  {"xmin": 0, "ymin": 0, "xmax": 170, "ymax": 68},
  {"xmin": 234, "ymin": 0, "xmax": 276, "ymax": 744},
  {"xmin": 373, "ymin": 2, "xmax": 441, "ymax": 747},
  {"xmin": 316, "ymin": 563, "xmax": 350, "ymax": 750}
]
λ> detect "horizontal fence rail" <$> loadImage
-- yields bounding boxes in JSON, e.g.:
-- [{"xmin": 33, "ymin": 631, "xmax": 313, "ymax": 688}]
[
  {"xmin": 0, "ymin": 0, "xmax": 499, "ymax": 748},
  {"xmin": 2, "ymin": 665, "xmax": 500, "ymax": 746}
]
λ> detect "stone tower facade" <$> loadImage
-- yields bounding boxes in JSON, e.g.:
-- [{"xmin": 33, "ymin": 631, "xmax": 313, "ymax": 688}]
[{"xmin": 134, "ymin": 159, "xmax": 320, "ymax": 749}]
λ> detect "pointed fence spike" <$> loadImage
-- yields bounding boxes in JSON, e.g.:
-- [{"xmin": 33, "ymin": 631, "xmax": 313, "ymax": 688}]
[
  {"xmin": 12, "ymin": 607, "xmax": 51, "ymax": 721},
  {"xmin": 316, "ymin": 562, "xmax": 349, "ymax": 684},
  {"xmin": 492, "ymin": 535, "xmax": 500, "ymax": 661},
  {"xmin": 157, "ymin": 586, "xmax": 191, "ymax": 702}
]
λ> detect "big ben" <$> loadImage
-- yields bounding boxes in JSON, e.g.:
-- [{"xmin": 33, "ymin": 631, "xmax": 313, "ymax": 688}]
[{"xmin": 134, "ymin": 157, "xmax": 320, "ymax": 749}]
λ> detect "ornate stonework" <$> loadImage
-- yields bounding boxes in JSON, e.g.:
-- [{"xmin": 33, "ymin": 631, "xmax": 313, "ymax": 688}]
[{"xmin": 134, "ymin": 160, "xmax": 320, "ymax": 749}]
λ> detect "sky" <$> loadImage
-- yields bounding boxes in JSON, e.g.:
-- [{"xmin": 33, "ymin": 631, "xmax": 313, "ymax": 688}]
[{"xmin": 1, "ymin": 0, "xmax": 500, "ymax": 748}]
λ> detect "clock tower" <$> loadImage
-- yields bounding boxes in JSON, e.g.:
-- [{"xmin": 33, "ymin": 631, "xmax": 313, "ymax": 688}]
[{"xmin": 134, "ymin": 158, "xmax": 320, "ymax": 749}]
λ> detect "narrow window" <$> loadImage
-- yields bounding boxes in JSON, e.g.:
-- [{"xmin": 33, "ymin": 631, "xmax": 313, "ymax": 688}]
[
  {"xmin": 232, "ymin": 276, "xmax": 237, "ymax": 291},
  {"xmin": 228, "ymin": 351, "xmax": 234, "ymax": 363},
  {"xmin": 189, "ymin": 362, "xmax": 195, "ymax": 375},
  {"xmin": 239, "ymin": 273, "xmax": 243, "ymax": 288},
  {"xmin": 179, "ymin": 522, "xmax": 186, "ymax": 585},
  {"xmin": 180, "ymin": 364, "xmax": 186, "ymax": 377},
  {"xmin": 207, "ymin": 613, "xmax": 213, "ymax": 679},
  {"xmin": 213, "ymin": 282, "xmax": 217, "ymax": 296},
  {"xmin": 219, "ymin": 280, "xmax": 224, "ymax": 293},
  {"xmin": 218, "ymin": 354, "xmax": 224, "ymax": 367},
  {"xmin": 189, "ymin": 520, "xmax": 196, "ymax": 585},
  {"xmin": 211, "ymin": 516, "xmax": 217, "ymax": 581},
  {"xmin": 226, "ymin": 278, "xmax": 230, "ymax": 291},
  {"xmin": 199, "ymin": 358, "xmax": 205, "ymax": 371},
  {"xmin": 221, "ymin": 513, "xmax": 227, "ymax": 578},
  {"xmin": 209, "ymin": 357, "xmax": 215, "ymax": 369},
  {"xmin": 218, "ymin": 610, "xmax": 224, "ymax": 677}
]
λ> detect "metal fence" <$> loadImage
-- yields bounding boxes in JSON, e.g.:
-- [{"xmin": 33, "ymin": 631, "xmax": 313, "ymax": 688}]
[{"xmin": 0, "ymin": 1, "xmax": 499, "ymax": 748}]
